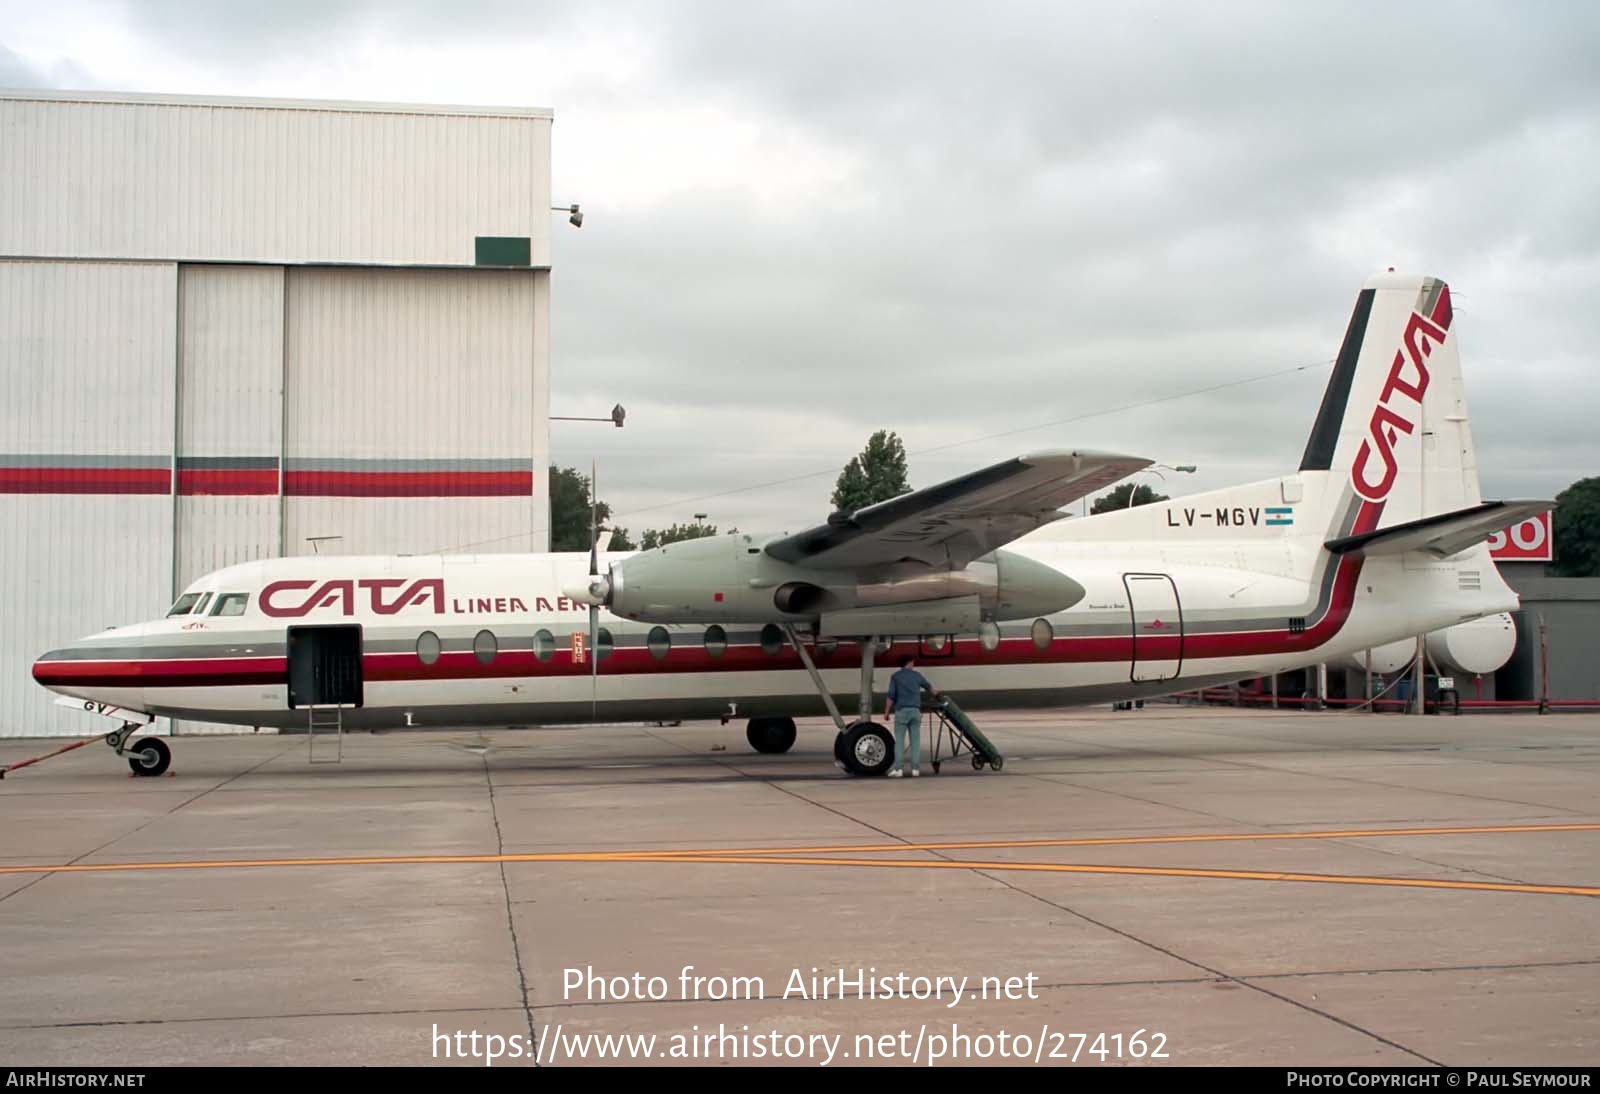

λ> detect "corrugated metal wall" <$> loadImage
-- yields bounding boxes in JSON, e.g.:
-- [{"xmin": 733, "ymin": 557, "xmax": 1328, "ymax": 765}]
[
  {"xmin": 0, "ymin": 94, "xmax": 553, "ymax": 269},
  {"xmin": 175, "ymin": 265, "xmax": 285, "ymax": 588},
  {"xmin": 283, "ymin": 267, "xmax": 542, "ymax": 558},
  {"xmin": 0, "ymin": 260, "xmax": 176, "ymax": 736},
  {"xmin": 0, "ymin": 94, "xmax": 554, "ymax": 738}
]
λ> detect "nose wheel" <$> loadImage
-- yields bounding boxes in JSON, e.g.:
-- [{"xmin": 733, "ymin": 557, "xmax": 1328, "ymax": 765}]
[
  {"xmin": 106, "ymin": 724, "xmax": 171, "ymax": 777},
  {"xmin": 126, "ymin": 737, "xmax": 171, "ymax": 777}
]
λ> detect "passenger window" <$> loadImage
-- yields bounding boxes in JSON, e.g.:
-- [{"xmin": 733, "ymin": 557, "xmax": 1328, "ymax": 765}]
[
  {"xmin": 211, "ymin": 593, "xmax": 249, "ymax": 617},
  {"xmin": 166, "ymin": 593, "xmax": 202, "ymax": 616},
  {"xmin": 532, "ymin": 629, "xmax": 555, "ymax": 662},
  {"xmin": 704, "ymin": 625, "xmax": 727, "ymax": 657},
  {"xmin": 417, "ymin": 631, "xmax": 442, "ymax": 665},
  {"xmin": 760, "ymin": 624, "xmax": 784, "ymax": 656},
  {"xmin": 648, "ymin": 626, "xmax": 671, "ymax": 660},
  {"xmin": 595, "ymin": 627, "xmax": 614, "ymax": 661},
  {"xmin": 1031, "ymin": 618, "xmax": 1054, "ymax": 649},
  {"xmin": 474, "ymin": 630, "xmax": 498, "ymax": 665}
]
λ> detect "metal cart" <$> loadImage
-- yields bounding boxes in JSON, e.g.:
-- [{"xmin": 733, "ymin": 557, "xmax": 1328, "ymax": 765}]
[{"xmin": 926, "ymin": 695, "xmax": 1005, "ymax": 773}]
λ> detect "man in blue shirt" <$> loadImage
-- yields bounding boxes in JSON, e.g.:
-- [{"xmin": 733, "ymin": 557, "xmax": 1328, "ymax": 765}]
[{"xmin": 884, "ymin": 653, "xmax": 939, "ymax": 778}]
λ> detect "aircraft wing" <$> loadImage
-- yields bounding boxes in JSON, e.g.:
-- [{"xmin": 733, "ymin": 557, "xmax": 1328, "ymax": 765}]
[
  {"xmin": 762, "ymin": 449, "xmax": 1152, "ymax": 571},
  {"xmin": 1324, "ymin": 500, "xmax": 1554, "ymax": 559}
]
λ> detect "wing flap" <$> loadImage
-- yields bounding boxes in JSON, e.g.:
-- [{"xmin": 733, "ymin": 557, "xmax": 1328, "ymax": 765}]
[
  {"xmin": 764, "ymin": 449, "xmax": 1151, "ymax": 571},
  {"xmin": 1324, "ymin": 500, "xmax": 1553, "ymax": 559}
]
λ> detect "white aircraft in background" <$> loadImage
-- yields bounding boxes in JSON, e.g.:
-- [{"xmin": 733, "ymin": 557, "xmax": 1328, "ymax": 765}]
[{"xmin": 33, "ymin": 271, "xmax": 1548, "ymax": 778}]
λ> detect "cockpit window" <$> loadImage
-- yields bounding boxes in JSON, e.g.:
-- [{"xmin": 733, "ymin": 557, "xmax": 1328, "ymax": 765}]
[
  {"xmin": 211, "ymin": 593, "xmax": 249, "ymax": 617},
  {"xmin": 193, "ymin": 593, "xmax": 213, "ymax": 615},
  {"xmin": 166, "ymin": 592, "xmax": 203, "ymax": 616}
]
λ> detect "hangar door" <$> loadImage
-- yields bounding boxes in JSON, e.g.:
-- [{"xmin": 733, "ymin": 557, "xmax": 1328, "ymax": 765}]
[{"xmin": 1124, "ymin": 574, "xmax": 1183, "ymax": 682}]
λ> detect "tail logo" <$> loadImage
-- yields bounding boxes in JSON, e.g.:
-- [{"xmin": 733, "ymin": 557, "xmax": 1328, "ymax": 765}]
[{"xmin": 1351, "ymin": 310, "xmax": 1448, "ymax": 502}]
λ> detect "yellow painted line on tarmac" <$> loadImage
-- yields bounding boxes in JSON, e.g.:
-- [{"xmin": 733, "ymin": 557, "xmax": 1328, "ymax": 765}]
[
  {"xmin": 0, "ymin": 851, "xmax": 660, "ymax": 875},
  {"xmin": 3, "ymin": 821, "xmax": 1598, "ymax": 876},
  {"xmin": 624, "ymin": 821, "xmax": 1600, "ymax": 859},
  {"xmin": 630, "ymin": 854, "xmax": 1600, "ymax": 899},
  {"xmin": 2, "ymin": 848, "xmax": 1593, "ymax": 899},
  {"xmin": 3, "ymin": 821, "xmax": 1597, "ymax": 897}
]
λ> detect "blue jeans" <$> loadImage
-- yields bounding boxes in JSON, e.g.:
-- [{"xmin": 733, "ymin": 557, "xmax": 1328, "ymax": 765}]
[{"xmin": 893, "ymin": 707, "xmax": 921, "ymax": 771}]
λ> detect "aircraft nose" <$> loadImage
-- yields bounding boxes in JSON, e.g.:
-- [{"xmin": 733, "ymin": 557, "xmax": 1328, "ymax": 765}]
[
  {"xmin": 31, "ymin": 645, "xmax": 76, "ymax": 688},
  {"xmin": 31, "ymin": 632, "xmax": 149, "ymax": 714}
]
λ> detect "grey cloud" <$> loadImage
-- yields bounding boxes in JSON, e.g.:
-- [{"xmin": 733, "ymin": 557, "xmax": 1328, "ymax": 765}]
[{"xmin": 12, "ymin": 2, "xmax": 1598, "ymax": 532}]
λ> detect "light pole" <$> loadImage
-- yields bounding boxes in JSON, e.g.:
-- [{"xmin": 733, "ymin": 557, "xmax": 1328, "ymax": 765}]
[
  {"xmin": 551, "ymin": 404, "xmax": 626, "ymax": 427},
  {"xmin": 1126, "ymin": 463, "xmax": 1196, "ymax": 507}
]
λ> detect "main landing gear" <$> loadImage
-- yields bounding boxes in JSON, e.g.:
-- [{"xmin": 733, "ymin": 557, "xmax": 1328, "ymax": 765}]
[
  {"xmin": 107, "ymin": 722, "xmax": 171, "ymax": 777},
  {"xmin": 782, "ymin": 624, "xmax": 895, "ymax": 778},
  {"xmin": 746, "ymin": 716, "xmax": 798, "ymax": 754}
]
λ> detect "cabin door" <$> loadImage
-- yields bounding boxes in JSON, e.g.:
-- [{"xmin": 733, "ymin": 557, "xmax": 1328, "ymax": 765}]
[
  {"xmin": 1124, "ymin": 573, "xmax": 1183, "ymax": 682},
  {"xmin": 287, "ymin": 624, "xmax": 365, "ymax": 708}
]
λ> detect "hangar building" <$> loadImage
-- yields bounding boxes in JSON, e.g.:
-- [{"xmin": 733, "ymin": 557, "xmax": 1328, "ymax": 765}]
[{"xmin": 0, "ymin": 90, "xmax": 556, "ymax": 736}]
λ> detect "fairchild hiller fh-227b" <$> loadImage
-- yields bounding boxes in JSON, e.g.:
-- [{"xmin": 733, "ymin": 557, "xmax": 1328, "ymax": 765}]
[{"xmin": 32, "ymin": 271, "xmax": 1547, "ymax": 778}]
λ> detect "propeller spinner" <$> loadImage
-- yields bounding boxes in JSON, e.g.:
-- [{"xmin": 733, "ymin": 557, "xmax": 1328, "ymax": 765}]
[{"xmin": 563, "ymin": 528, "xmax": 615, "ymax": 606}]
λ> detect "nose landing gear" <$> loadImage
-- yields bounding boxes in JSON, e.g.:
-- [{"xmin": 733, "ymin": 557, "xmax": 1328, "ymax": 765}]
[{"xmin": 107, "ymin": 723, "xmax": 172, "ymax": 777}]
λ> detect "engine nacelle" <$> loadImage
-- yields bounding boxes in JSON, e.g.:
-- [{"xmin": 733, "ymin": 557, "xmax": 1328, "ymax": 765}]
[{"xmin": 603, "ymin": 532, "xmax": 1085, "ymax": 630}]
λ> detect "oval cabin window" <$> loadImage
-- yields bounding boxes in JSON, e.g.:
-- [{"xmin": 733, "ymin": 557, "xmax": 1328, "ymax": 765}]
[
  {"xmin": 532, "ymin": 629, "xmax": 555, "ymax": 662},
  {"xmin": 1031, "ymin": 618, "xmax": 1054, "ymax": 649},
  {"xmin": 473, "ymin": 630, "xmax": 498, "ymax": 665},
  {"xmin": 417, "ymin": 631, "xmax": 442, "ymax": 665},
  {"xmin": 704, "ymin": 625, "xmax": 727, "ymax": 657},
  {"xmin": 648, "ymin": 626, "xmax": 671, "ymax": 660}
]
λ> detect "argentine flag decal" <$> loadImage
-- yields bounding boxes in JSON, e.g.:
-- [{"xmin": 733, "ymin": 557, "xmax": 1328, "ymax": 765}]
[{"xmin": 1265, "ymin": 506, "xmax": 1294, "ymax": 526}]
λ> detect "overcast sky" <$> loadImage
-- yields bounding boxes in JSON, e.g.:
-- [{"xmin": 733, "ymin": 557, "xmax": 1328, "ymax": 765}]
[{"xmin": 4, "ymin": 1, "xmax": 1596, "ymax": 543}]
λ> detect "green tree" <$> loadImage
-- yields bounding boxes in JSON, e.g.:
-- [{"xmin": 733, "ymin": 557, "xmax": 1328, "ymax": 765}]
[
  {"xmin": 640, "ymin": 521, "xmax": 723, "ymax": 550},
  {"xmin": 548, "ymin": 465, "xmax": 634, "ymax": 552},
  {"xmin": 831, "ymin": 430, "xmax": 911, "ymax": 513},
  {"xmin": 1090, "ymin": 482, "xmax": 1168, "ymax": 515},
  {"xmin": 1552, "ymin": 476, "xmax": 1600, "ymax": 577}
]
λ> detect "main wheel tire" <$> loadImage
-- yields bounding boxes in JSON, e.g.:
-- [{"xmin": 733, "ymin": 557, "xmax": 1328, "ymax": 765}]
[
  {"xmin": 841, "ymin": 721, "xmax": 894, "ymax": 777},
  {"xmin": 127, "ymin": 737, "xmax": 171, "ymax": 777},
  {"xmin": 746, "ymin": 717, "xmax": 797, "ymax": 754}
]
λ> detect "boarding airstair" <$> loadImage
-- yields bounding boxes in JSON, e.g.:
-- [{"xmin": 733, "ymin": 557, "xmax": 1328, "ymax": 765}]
[
  {"xmin": 307, "ymin": 704, "xmax": 345, "ymax": 764},
  {"xmin": 925, "ymin": 695, "xmax": 1004, "ymax": 773}
]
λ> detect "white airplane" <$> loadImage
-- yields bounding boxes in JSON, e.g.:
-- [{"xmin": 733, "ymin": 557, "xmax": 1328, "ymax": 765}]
[{"xmin": 33, "ymin": 270, "xmax": 1549, "ymax": 778}]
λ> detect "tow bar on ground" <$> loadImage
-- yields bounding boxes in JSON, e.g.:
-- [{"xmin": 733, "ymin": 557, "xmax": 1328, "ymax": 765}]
[
  {"xmin": 0, "ymin": 736, "xmax": 98, "ymax": 778},
  {"xmin": 1, "ymin": 725, "xmax": 173, "ymax": 779}
]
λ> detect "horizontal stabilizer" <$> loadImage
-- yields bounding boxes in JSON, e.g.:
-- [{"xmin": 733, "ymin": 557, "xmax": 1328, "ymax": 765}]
[{"xmin": 1324, "ymin": 500, "xmax": 1553, "ymax": 559}]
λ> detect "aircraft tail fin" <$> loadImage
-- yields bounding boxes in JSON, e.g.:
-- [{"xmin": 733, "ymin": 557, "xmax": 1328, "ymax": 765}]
[{"xmin": 1299, "ymin": 271, "xmax": 1483, "ymax": 531}]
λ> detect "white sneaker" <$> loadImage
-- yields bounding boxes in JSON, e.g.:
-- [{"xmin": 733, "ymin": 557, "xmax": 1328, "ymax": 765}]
[
  {"xmin": 886, "ymin": 769, "xmax": 902, "ymax": 778},
  {"xmin": 911, "ymin": 768, "xmax": 920, "ymax": 777}
]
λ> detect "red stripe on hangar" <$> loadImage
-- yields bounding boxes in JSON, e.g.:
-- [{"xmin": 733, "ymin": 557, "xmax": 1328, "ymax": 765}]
[
  {"xmin": 284, "ymin": 470, "xmax": 533, "ymax": 497},
  {"xmin": 178, "ymin": 468, "xmax": 279, "ymax": 495},
  {"xmin": 0, "ymin": 468, "xmax": 171, "ymax": 494}
]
